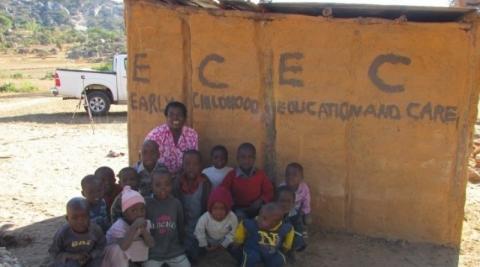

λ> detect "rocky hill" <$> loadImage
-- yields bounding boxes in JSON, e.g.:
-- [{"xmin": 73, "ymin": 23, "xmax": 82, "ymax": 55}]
[{"xmin": 0, "ymin": 0, "xmax": 125, "ymax": 60}]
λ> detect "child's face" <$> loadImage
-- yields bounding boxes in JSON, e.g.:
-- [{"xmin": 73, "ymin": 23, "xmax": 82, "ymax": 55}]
[
  {"xmin": 277, "ymin": 192, "xmax": 295, "ymax": 214},
  {"xmin": 212, "ymin": 150, "xmax": 227, "ymax": 169},
  {"xmin": 101, "ymin": 175, "xmax": 116, "ymax": 195},
  {"xmin": 286, "ymin": 166, "xmax": 302, "ymax": 189},
  {"xmin": 82, "ymin": 182, "xmax": 104, "ymax": 205},
  {"xmin": 237, "ymin": 148, "xmax": 255, "ymax": 173},
  {"xmin": 210, "ymin": 202, "xmax": 228, "ymax": 222},
  {"xmin": 120, "ymin": 171, "xmax": 140, "ymax": 191},
  {"xmin": 67, "ymin": 207, "xmax": 90, "ymax": 233},
  {"xmin": 124, "ymin": 202, "xmax": 146, "ymax": 224},
  {"xmin": 183, "ymin": 154, "xmax": 201, "ymax": 180},
  {"xmin": 142, "ymin": 143, "xmax": 159, "ymax": 170},
  {"xmin": 257, "ymin": 208, "xmax": 283, "ymax": 231},
  {"xmin": 152, "ymin": 174, "xmax": 172, "ymax": 200},
  {"xmin": 166, "ymin": 106, "xmax": 186, "ymax": 131}
]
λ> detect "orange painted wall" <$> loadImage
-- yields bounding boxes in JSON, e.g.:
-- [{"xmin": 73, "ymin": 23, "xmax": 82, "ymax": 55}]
[{"xmin": 125, "ymin": 0, "xmax": 480, "ymax": 246}]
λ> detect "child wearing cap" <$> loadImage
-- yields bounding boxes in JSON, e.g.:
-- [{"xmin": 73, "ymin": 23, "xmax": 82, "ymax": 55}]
[
  {"xmin": 194, "ymin": 186, "xmax": 238, "ymax": 253},
  {"xmin": 102, "ymin": 186, "xmax": 155, "ymax": 267}
]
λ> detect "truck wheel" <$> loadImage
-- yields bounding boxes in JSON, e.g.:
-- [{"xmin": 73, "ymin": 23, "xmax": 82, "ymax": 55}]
[{"xmin": 85, "ymin": 91, "xmax": 111, "ymax": 116}]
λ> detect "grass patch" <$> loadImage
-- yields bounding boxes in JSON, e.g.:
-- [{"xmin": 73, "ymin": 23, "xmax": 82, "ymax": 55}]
[{"xmin": 0, "ymin": 82, "xmax": 38, "ymax": 92}]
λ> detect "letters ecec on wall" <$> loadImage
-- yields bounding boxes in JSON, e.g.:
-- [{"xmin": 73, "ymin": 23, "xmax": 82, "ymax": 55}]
[{"xmin": 130, "ymin": 52, "xmax": 458, "ymax": 124}]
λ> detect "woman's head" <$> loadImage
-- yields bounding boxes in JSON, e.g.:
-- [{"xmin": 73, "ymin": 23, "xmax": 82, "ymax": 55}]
[{"xmin": 164, "ymin": 101, "xmax": 187, "ymax": 131}]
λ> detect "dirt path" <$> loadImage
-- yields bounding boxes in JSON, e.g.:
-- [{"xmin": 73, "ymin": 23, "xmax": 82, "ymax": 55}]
[{"xmin": 0, "ymin": 93, "xmax": 479, "ymax": 267}]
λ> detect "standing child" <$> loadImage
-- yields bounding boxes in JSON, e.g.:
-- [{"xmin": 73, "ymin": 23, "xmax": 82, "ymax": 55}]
[
  {"xmin": 283, "ymin": 163, "xmax": 312, "ymax": 230},
  {"xmin": 81, "ymin": 175, "xmax": 110, "ymax": 233},
  {"xmin": 232, "ymin": 203, "xmax": 294, "ymax": 267},
  {"xmin": 102, "ymin": 186, "xmax": 155, "ymax": 267},
  {"xmin": 135, "ymin": 140, "xmax": 168, "ymax": 197},
  {"xmin": 95, "ymin": 166, "xmax": 122, "ymax": 213},
  {"xmin": 48, "ymin": 197, "xmax": 105, "ymax": 267},
  {"xmin": 220, "ymin": 143, "xmax": 273, "ymax": 220},
  {"xmin": 202, "ymin": 145, "xmax": 233, "ymax": 188},
  {"xmin": 145, "ymin": 170, "xmax": 190, "ymax": 267},
  {"xmin": 276, "ymin": 186, "xmax": 307, "ymax": 253},
  {"xmin": 110, "ymin": 167, "xmax": 141, "ymax": 223},
  {"xmin": 194, "ymin": 186, "xmax": 238, "ymax": 254},
  {"xmin": 175, "ymin": 150, "xmax": 212, "ymax": 263}
]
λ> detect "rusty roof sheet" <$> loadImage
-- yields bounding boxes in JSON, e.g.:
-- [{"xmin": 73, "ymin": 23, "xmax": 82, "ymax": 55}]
[{"xmin": 154, "ymin": 0, "xmax": 477, "ymax": 22}]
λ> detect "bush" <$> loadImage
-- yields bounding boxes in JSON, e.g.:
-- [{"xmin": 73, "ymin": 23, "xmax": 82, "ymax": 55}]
[
  {"xmin": 92, "ymin": 62, "xmax": 112, "ymax": 72},
  {"xmin": 0, "ymin": 83, "xmax": 16, "ymax": 92},
  {"xmin": 41, "ymin": 71, "xmax": 53, "ymax": 80},
  {"xmin": 11, "ymin": 73, "xmax": 23, "ymax": 79},
  {"xmin": 0, "ymin": 82, "xmax": 38, "ymax": 92}
]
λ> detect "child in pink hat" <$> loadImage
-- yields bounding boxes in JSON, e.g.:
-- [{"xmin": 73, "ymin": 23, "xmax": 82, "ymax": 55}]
[{"xmin": 102, "ymin": 186, "xmax": 155, "ymax": 267}]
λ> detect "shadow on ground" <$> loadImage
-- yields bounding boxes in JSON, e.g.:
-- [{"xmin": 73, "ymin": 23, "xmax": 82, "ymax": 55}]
[
  {"xmin": 1, "ymin": 216, "xmax": 64, "ymax": 267},
  {"xmin": 2, "ymin": 219, "xmax": 460, "ymax": 267},
  {"xmin": 0, "ymin": 111, "xmax": 127, "ymax": 124}
]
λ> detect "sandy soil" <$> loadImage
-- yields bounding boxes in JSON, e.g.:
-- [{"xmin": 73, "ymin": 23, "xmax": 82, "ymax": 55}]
[{"xmin": 0, "ymin": 92, "xmax": 479, "ymax": 267}]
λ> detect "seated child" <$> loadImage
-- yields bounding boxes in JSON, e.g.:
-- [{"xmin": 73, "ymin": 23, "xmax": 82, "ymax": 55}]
[
  {"xmin": 220, "ymin": 143, "xmax": 273, "ymax": 220},
  {"xmin": 81, "ymin": 175, "xmax": 110, "ymax": 233},
  {"xmin": 145, "ymin": 170, "xmax": 190, "ymax": 267},
  {"xmin": 175, "ymin": 150, "xmax": 212, "ymax": 263},
  {"xmin": 232, "ymin": 203, "xmax": 294, "ymax": 267},
  {"xmin": 48, "ymin": 197, "xmax": 105, "ymax": 267},
  {"xmin": 276, "ymin": 186, "xmax": 307, "ymax": 252},
  {"xmin": 135, "ymin": 140, "xmax": 168, "ymax": 197},
  {"xmin": 283, "ymin": 163, "xmax": 312, "ymax": 229},
  {"xmin": 194, "ymin": 186, "xmax": 238, "ymax": 253},
  {"xmin": 202, "ymin": 145, "xmax": 233, "ymax": 188},
  {"xmin": 110, "ymin": 167, "xmax": 141, "ymax": 224},
  {"xmin": 102, "ymin": 186, "xmax": 155, "ymax": 267},
  {"xmin": 94, "ymin": 166, "xmax": 122, "ymax": 213}
]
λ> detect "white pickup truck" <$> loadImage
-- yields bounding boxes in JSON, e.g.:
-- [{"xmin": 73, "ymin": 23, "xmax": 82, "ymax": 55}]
[{"xmin": 52, "ymin": 54, "xmax": 127, "ymax": 116}]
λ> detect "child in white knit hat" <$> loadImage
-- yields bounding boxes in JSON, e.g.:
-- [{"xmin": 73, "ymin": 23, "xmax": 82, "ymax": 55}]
[{"xmin": 102, "ymin": 186, "xmax": 155, "ymax": 267}]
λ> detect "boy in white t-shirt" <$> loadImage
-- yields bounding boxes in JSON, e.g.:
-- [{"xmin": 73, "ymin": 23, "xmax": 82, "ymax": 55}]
[{"xmin": 202, "ymin": 145, "xmax": 233, "ymax": 188}]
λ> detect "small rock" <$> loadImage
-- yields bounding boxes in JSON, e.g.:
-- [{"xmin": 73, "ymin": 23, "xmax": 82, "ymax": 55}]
[{"xmin": 106, "ymin": 150, "xmax": 125, "ymax": 158}]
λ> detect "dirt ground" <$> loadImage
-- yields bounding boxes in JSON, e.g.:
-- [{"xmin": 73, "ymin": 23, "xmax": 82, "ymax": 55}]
[{"xmin": 0, "ymin": 91, "xmax": 479, "ymax": 266}]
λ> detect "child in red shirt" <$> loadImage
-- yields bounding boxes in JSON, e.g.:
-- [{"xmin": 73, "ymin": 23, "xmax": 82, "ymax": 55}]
[{"xmin": 220, "ymin": 143, "xmax": 273, "ymax": 220}]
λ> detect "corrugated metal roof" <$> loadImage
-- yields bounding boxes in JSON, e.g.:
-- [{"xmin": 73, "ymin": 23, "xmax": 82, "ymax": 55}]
[
  {"xmin": 259, "ymin": 2, "xmax": 476, "ymax": 22},
  {"xmin": 154, "ymin": 0, "xmax": 477, "ymax": 22}
]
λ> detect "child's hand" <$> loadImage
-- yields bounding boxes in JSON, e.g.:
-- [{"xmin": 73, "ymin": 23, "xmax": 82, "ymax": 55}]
[
  {"xmin": 132, "ymin": 217, "xmax": 146, "ymax": 230},
  {"xmin": 77, "ymin": 253, "xmax": 90, "ymax": 265}
]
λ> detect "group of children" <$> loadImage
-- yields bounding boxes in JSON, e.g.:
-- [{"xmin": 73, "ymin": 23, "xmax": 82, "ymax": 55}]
[{"xmin": 49, "ymin": 141, "xmax": 312, "ymax": 267}]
